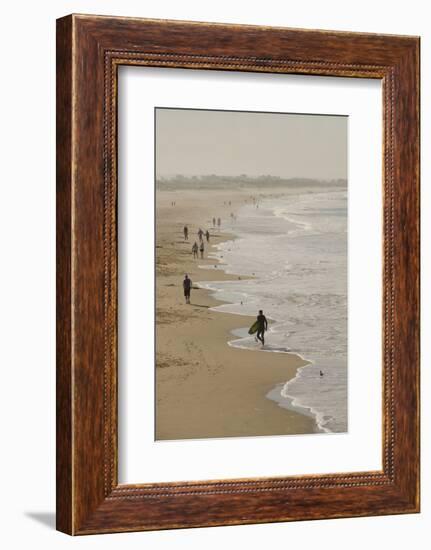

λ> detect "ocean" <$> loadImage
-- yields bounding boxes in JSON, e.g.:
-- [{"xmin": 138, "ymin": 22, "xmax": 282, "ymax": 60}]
[{"xmin": 197, "ymin": 186, "xmax": 348, "ymax": 433}]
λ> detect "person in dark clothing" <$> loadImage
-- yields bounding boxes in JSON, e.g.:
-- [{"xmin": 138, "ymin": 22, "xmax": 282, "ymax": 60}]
[
  {"xmin": 183, "ymin": 225, "xmax": 188, "ymax": 240},
  {"xmin": 192, "ymin": 241, "xmax": 198, "ymax": 259},
  {"xmin": 256, "ymin": 309, "xmax": 268, "ymax": 347},
  {"xmin": 183, "ymin": 274, "xmax": 192, "ymax": 304},
  {"xmin": 205, "ymin": 229, "xmax": 210, "ymax": 243},
  {"xmin": 199, "ymin": 241, "xmax": 205, "ymax": 259}
]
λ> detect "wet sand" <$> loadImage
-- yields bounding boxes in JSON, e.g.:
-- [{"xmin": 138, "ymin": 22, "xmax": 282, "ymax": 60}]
[{"xmin": 156, "ymin": 188, "xmax": 316, "ymax": 440}]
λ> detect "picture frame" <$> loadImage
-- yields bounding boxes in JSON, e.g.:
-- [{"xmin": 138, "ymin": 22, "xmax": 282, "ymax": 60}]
[{"xmin": 56, "ymin": 14, "xmax": 420, "ymax": 535}]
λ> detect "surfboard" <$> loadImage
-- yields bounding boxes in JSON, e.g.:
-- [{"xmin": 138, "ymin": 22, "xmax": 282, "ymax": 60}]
[{"xmin": 248, "ymin": 320, "xmax": 259, "ymax": 335}]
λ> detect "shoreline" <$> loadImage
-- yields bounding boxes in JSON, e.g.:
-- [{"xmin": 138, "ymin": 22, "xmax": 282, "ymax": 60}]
[
  {"xmin": 155, "ymin": 189, "xmax": 318, "ymax": 440},
  {"xmin": 196, "ymin": 231, "xmax": 325, "ymax": 432}
]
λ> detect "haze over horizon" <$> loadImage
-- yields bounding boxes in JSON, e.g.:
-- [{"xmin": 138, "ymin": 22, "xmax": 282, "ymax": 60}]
[
  {"xmin": 156, "ymin": 108, "xmax": 348, "ymax": 181},
  {"xmin": 156, "ymin": 174, "xmax": 347, "ymax": 182}
]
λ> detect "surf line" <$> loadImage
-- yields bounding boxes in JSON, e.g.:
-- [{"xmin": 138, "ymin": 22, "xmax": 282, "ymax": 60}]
[{"xmin": 195, "ymin": 228, "xmax": 321, "ymax": 432}]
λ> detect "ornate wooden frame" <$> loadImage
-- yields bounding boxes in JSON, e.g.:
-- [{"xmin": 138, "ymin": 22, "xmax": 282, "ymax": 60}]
[{"xmin": 56, "ymin": 14, "xmax": 420, "ymax": 535}]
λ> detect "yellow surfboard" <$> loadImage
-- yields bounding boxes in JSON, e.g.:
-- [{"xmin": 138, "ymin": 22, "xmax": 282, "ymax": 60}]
[{"xmin": 248, "ymin": 320, "xmax": 259, "ymax": 335}]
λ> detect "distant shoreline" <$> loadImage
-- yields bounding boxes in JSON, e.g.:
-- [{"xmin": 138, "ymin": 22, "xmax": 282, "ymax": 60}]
[{"xmin": 156, "ymin": 174, "xmax": 347, "ymax": 191}]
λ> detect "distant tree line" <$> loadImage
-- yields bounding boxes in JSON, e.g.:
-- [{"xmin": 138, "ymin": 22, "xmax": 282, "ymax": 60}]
[{"xmin": 156, "ymin": 174, "xmax": 347, "ymax": 190}]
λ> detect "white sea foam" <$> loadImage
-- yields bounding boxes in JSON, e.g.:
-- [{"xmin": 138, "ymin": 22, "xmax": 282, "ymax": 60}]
[{"xmin": 196, "ymin": 186, "xmax": 348, "ymax": 433}]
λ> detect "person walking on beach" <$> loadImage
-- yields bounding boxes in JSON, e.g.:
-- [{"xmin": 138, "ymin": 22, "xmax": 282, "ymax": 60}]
[
  {"xmin": 199, "ymin": 241, "xmax": 205, "ymax": 259},
  {"xmin": 256, "ymin": 309, "xmax": 268, "ymax": 347},
  {"xmin": 217, "ymin": 217, "xmax": 221, "ymax": 229},
  {"xmin": 192, "ymin": 241, "xmax": 198, "ymax": 259},
  {"xmin": 183, "ymin": 225, "xmax": 188, "ymax": 240},
  {"xmin": 212, "ymin": 217, "xmax": 216, "ymax": 227},
  {"xmin": 198, "ymin": 228, "xmax": 204, "ymax": 242},
  {"xmin": 183, "ymin": 274, "xmax": 192, "ymax": 304},
  {"xmin": 205, "ymin": 229, "xmax": 210, "ymax": 243}
]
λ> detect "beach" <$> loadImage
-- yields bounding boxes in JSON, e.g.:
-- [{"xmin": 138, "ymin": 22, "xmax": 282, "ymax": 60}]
[{"xmin": 155, "ymin": 188, "xmax": 316, "ymax": 440}]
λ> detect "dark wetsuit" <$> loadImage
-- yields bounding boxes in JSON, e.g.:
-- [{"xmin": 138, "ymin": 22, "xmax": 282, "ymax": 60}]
[{"xmin": 256, "ymin": 314, "xmax": 268, "ymax": 345}]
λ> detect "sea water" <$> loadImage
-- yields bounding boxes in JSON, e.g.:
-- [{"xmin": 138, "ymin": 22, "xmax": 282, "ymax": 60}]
[{"xmin": 197, "ymin": 186, "xmax": 347, "ymax": 433}]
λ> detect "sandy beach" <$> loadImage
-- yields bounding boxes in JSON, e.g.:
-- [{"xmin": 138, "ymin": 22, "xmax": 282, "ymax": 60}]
[{"xmin": 155, "ymin": 188, "xmax": 316, "ymax": 440}]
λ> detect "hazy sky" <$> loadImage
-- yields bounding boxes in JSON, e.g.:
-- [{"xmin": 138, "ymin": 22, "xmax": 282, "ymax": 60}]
[{"xmin": 155, "ymin": 108, "xmax": 347, "ymax": 180}]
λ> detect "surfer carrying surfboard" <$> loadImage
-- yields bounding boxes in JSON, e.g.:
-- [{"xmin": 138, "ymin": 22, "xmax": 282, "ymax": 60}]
[
  {"xmin": 256, "ymin": 310, "xmax": 268, "ymax": 347},
  {"xmin": 248, "ymin": 310, "xmax": 268, "ymax": 347}
]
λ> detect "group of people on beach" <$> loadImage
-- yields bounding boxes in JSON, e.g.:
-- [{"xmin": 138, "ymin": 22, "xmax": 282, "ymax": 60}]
[
  {"xmin": 192, "ymin": 241, "xmax": 205, "ymax": 259},
  {"xmin": 180, "ymin": 206, "xmax": 268, "ymax": 346},
  {"xmin": 183, "ymin": 225, "xmax": 211, "ymax": 260}
]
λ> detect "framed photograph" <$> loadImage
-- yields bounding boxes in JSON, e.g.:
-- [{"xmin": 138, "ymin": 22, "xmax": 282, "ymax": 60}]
[{"xmin": 56, "ymin": 14, "xmax": 420, "ymax": 535}]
